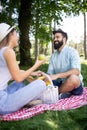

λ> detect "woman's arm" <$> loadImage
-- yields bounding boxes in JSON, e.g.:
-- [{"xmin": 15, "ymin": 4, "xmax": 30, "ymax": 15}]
[{"xmin": 4, "ymin": 48, "xmax": 46, "ymax": 82}]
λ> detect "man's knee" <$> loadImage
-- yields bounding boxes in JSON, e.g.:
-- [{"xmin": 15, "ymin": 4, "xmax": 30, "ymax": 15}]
[
  {"xmin": 68, "ymin": 75, "xmax": 80, "ymax": 88},
  {"xmin": 71, "ymin": 83, "xmax": 83, "ymax": 95}
]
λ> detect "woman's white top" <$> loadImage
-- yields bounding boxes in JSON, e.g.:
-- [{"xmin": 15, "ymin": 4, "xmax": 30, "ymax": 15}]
[{"xmin": 0, "ymin": 47, "xmax": 12, "ymax": 90}]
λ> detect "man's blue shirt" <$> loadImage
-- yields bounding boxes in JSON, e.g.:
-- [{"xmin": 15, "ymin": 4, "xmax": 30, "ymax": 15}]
[{"xmin": 47, "ymin": 45, "xmax": 83, "ymax": 83}]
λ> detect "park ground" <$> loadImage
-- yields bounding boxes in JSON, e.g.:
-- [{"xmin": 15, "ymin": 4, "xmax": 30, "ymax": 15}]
[{"xmin": 0, "ymin": 57, "xmax": 87, "ymax": 130}]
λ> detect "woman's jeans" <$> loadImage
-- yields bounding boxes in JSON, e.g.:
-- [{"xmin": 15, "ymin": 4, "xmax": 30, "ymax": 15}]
[{"xmin": 0, "ymin": 80, "xmax": 46, "ymax": 115}]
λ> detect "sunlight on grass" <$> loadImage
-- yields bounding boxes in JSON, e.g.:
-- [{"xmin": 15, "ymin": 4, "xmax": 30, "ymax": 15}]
[
  {"xmin": 45, "ymin": 119, "xmax": 58, "ymax": 129},
  {"xmin": 80, "ymin": 57, "xmax": 87, "ymax": 64}
]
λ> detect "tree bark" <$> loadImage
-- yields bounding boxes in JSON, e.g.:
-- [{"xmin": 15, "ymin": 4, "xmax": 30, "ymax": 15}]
[
  {"xmin": 18, "ymin": 0, "xmax": 32, "ymax": 66},
  {"xmin": 35, "ymin": 24, "xmax": 39, "ymax": 60},
  {"xmin": 49, "ymin": 22, "xmax": 53, "ymax": 54},
  {"xmin": 34, "ymin": 0, "xmax": 40, "ymax": 60},
  {"xmin": 83, "ymin": 12, "xmax": 87, "ymax": 59}
]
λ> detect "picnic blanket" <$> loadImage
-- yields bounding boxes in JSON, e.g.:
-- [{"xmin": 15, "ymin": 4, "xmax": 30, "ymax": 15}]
[{"xmin": 0, "ymin": 87, "xmax": 87, "ymax": 121}]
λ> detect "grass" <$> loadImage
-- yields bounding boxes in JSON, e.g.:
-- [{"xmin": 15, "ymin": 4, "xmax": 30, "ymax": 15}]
[
  {"xmin": 80, "ymin": 57, "xmax": 87, "ymax": 86},
  {"xmin": 0, "ymin": 58, "xmax": 87, "ymax": 130}
]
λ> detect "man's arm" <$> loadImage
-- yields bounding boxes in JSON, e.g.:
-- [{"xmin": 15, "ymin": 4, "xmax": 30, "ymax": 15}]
[
  {"xmin": 47, "ymin": 55, "xmax": 55, "ymax": 74},
  {"xmin": 49, "ymin": 68, "xmax": 80, "ymax": 80},
  {"xmin": 49, "ymin": 49, "xmax": 81, "ymax": 80},
  {"xmin": 47, "ymin": 48, "xmax": 81, "ymax": 80}
]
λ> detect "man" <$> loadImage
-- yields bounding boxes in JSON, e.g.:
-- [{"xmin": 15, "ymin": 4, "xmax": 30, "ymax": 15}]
[{"xmin": 47, "ymin": 29, "xmax": 83, "ymax": 99}]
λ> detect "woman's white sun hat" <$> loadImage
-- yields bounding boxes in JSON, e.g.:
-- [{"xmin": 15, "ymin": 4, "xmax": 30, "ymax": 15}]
[{"xmin": 0, "ymin": 23, "xmax": 15, "ymax": 42}]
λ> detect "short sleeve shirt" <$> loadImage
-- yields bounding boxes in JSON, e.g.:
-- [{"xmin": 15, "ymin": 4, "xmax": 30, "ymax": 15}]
[{"xmin": 47, "ymin": 45, "xmax": 83, "ymax": 83}]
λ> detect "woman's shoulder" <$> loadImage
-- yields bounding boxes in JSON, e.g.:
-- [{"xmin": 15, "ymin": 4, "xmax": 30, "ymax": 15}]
[{"xmin": 4, "ymin": 47, "xmax": 15, "ymax": 59}]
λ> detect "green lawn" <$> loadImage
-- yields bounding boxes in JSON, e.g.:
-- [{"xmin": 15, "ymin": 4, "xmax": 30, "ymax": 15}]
[{"xmin": 0, "ymin": 58, "xmax": 87, "ymax": 130}]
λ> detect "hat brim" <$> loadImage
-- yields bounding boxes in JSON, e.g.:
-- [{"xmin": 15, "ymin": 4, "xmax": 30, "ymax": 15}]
[{"xmin": 0, "ymin": 25, "xmax": 16, "ymax": 42}]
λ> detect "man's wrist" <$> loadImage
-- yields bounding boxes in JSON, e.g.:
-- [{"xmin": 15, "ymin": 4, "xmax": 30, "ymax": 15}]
[{"xmin": 56, "ymin": 73, "xmax": 59, "ymax": 79}]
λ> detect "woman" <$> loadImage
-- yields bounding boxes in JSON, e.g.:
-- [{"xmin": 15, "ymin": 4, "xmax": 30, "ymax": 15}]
[{"xmin": 0, "ymin": 23, "xmax": 46, "ymax": 115}]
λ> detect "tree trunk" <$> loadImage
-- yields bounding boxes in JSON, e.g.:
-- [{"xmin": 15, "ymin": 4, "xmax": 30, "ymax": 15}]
[
  {"xmin": 83, "ymin": 12, "xmax": 87, "ymax": 59},
  {"xmin": 35, "ymin": 27, "xmax": 39, "ymax": 60},
  {"xmin": 35, "ymin": 37, "xmax": 39, "ymax": 60},
  {"xmin": 49, "ymin": 22, "xmax": 53, "ymax": 54},
  {"xmin": 18, "ymin": 0, "xmax": 32, "ymax": 66},
  {"xmin": 35, "ymin": 0, "xmax": 40, "ymax": 60}
]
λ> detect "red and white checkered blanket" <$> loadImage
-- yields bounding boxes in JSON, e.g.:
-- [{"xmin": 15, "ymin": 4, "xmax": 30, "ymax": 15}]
[{"xmin": 0, "ymin": 87, "xmax": 87, "ymax": 121}]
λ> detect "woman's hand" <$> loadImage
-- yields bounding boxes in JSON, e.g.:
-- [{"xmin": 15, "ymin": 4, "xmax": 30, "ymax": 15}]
[
  {"xmin": 34, "ymin": 58, "xmax": 46, "ymax": 68},
  {"xmin": 26, "ymin": 76, "xmax": 35, "ymax": 82},
  {"xmin": 31, "ymin": 71, "xmax": 42, "ymax": 77}
]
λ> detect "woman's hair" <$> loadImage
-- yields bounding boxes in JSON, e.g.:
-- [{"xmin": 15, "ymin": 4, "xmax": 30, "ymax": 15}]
[{"xmin": 0, "ymin": 29, "xmax": 15, "ymax": 48}]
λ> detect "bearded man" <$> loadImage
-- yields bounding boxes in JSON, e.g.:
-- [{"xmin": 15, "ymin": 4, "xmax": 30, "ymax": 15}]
[{"xmin": 47, "ymin": 29, "xmax": 83, "ymax": 99}]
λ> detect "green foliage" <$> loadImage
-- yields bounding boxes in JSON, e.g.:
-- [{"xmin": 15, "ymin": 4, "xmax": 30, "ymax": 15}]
[
  {"xmin": 81, "ymin": 63, "xmax": 87, "ymax": 86},
  {"xmin": 0, "ymin": 0, "xmax": 19, "ymax": 25},
  {"xmin": 0, "ymin": 0, "xmax": 87, "ymax": 64},
  {"xmin": 1, "ymin": 0, "xmax": 87, "ymax": 40},
  {"xmin": 37, "ymin": 26, "xmax": 50, "ymax": 42}
]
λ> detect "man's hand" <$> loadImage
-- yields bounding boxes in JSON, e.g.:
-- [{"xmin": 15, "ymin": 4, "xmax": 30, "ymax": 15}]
[
  {"xmin": 49, "ymin": 74, "xmax": 59, "ymax": 80},
  {"xmin": 41, "ymin": 72, "xmax": 59, "ymax": 81}
]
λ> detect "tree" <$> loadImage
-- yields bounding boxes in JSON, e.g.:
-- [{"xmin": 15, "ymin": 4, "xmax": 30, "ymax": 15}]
[
  {"xmin": 0, "ymin": 0, "xmax": 19, "ymax": 25},
  {"xmin": 66, "ymin": 0, "xmax": 87, "ymax": 59},
  {"xmin": 30, "ymin": 0, "xmax": 66, "ymax": 58},
  {"xmin": 38, "ymin": 26, "xmax": 51, "ymax": 55},
  {"xmin": 83, "ymin": 12, "xmax": 87, "ymax": 59},
  {"xmin": 0, "ymin": 0, "xmax": 87, "ymax": 64},
  {"xmin": 18, "ymin": 0, "xmax": 32, "ymax": 66}
]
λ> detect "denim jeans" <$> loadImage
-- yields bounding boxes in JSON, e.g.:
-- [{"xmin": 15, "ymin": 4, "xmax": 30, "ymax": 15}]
[
  {"xmin": 52, "ymin": 80, "xmax": 83, "ymax": 99},
  {"xmin": 0, "ymin": 80, "xmax": 46, "ymax": 115}
]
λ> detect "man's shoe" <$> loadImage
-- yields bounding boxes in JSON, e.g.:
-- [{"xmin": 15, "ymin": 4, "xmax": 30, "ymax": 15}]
[{"xmin": 59, "ymin": 93, "xmax": 72, "ymax": 99}]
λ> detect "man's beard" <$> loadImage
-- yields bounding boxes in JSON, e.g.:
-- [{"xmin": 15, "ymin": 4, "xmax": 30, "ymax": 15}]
[{"xmin": 54, "ymin": 40, "xmax": 63, "ymax": 50}]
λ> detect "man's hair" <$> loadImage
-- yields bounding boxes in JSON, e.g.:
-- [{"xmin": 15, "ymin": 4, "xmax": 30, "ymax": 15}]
[{"xmin": 53, "ymin": 29, "xmax": 68, "ymax": 41}]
